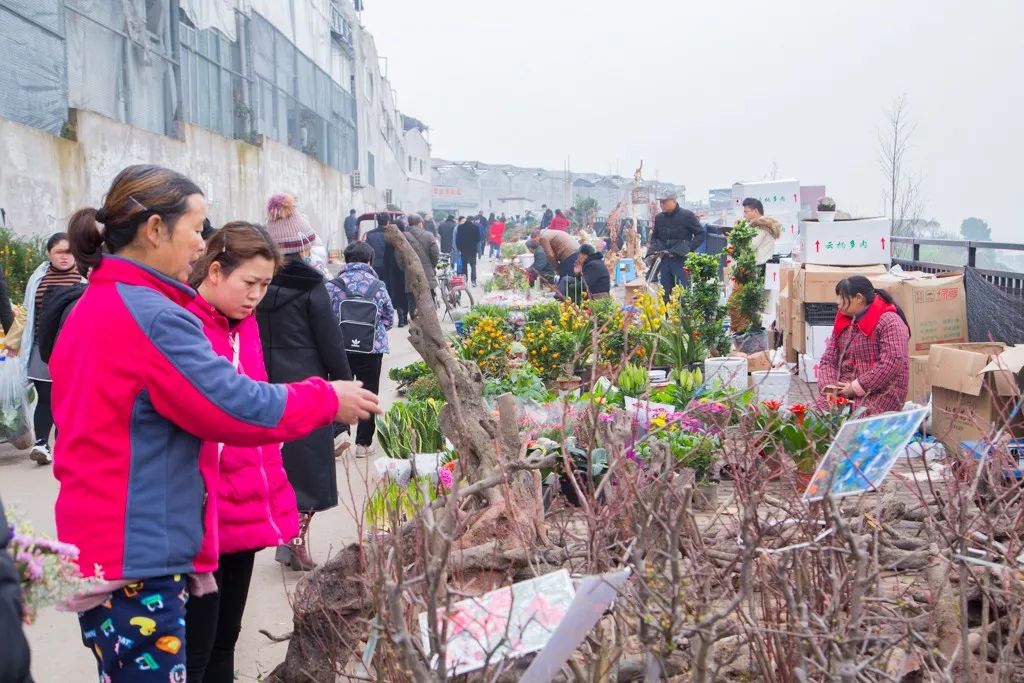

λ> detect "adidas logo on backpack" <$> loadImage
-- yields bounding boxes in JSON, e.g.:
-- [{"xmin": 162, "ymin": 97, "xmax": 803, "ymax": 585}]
[{"xmin": 333, "ymin": 278, "xmax": 381, "ymax": 354}]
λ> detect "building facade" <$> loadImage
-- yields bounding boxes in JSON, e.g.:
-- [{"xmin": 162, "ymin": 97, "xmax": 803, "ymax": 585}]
[
  {"xmin": 431, "ymin": 159, "xmax": 685, "ymax": 222},
  {"xmin": 0, "ymin": 0, "xmax": 429, "ymax": 247}
]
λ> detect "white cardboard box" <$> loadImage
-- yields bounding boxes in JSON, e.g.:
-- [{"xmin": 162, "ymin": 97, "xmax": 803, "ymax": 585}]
[
  {"xmin": 804, "ymin": 324, "xmax": 832, "ymax": 359},
  {"xmin": 798, "ymin": 217, "xmax": 891, "ymax": 266},
  {"xmin": 798, "ymin": 354, "xmax": 819, "ymax": 383},
  {"xmin": 765, "ymin": 262, "xmax": 782, "ymax": 291}
]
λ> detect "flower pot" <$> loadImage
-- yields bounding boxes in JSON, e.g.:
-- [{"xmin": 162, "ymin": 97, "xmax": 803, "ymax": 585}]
[
  {"xmin": 732, "ymin": 330, "xmax": 769, "ymax": 355},
  {"xmin": 692, "ymin": 482, "xmax": 720, "ymax": 511},
  {"xmin": 795, "ymin": 470, "xmax": 815, "ymax": 495},
  {"xmin": 817, "ymin": 211, "xmax": 836, "ymax": 223},
  {"xmin": 555, "ymin": 376, "xmax": 582, "ymax": 393}
]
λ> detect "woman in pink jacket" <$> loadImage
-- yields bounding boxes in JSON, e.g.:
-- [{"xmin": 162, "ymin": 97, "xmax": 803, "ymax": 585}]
[
  {"xmin": 52, "ymin": 165, "xmax": 381, "ymax": 680},
  {"xmin": 183, "ymin": 223, "xmax": 298, "ymax": 682}
]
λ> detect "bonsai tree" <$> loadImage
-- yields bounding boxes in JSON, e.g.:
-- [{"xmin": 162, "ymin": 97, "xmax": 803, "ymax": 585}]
[
  {"xmin": 725, "ymin": 220, "xmax": 767, "ymax": 336},
  {"xmin": 817, "ymin": 196, "xmax": 837, "ymax": 212},
  {"xmin": 682, "ymin": 252, "xmax": 730, "ymax": 357}
]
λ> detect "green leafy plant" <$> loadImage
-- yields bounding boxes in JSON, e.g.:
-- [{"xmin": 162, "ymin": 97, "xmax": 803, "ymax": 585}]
[
  {"xmin": 501, "ymin": 242, "xmax": 528, "ymax": 259},
  {"xmin": 483, "ymin": 365, "xmax": 552, "ymax": 403},
  {"xmin": 0, "ymin": 229, "xmax": 47, "ymax": 302},
  {"xmin": 665, "ymin": 431, "xmax": 720, "ymax": 483},
  {"xmin": 525, "ymin": 300, "xmax": 561, "ymax": 326},
  {"xmin": 683, "ymin": 252, "xmax": 730, "ymax": 356},
  {"xmin": 388, "ymin": 361, "xmax": 432, "ymax": 389},
  {"xmin": 726, "ymin": 221, "xmax": 766, "ymax": 335},
  {"xmin": 617, "ymin": 364, "xmax": 649, "ymax": 398},
  {"xmin": 376, "ymin": 399, "xmax": 445, "ymax": 458},
  {"xmin": 405, "ymin": 374, "xmax": 445, "ymax": 402},
  {"xmin": 364, "ymin": 476, "xmax": 437, "ymax": 530}
]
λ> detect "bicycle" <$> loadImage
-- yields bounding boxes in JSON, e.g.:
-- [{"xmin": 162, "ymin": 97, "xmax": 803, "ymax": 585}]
[{"xmin": 436, "ymin": 253, "xmax": 474, "ymax": 321}]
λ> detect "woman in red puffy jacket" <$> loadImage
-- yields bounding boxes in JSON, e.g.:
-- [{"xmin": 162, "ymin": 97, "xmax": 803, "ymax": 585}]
[
  {"xmin": 487, "ymin": 218, "xmax": 506, "ymax": 260},
  {"xmin": 184, "ymin": 223, "xmax": 300, "ymax": 682}
]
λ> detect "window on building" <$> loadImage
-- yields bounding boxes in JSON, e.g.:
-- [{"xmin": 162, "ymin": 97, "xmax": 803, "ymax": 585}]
[
  {"xmin": 408, "ymin": 155, "xmax": 413, "ymax": 172},
  {"xmin": 420, "ymin": 160, "xmax": 425, "ymax": 176},
  {"xmin": 367, "ymin": 152, "xmax": 376, "ymax": 187}
]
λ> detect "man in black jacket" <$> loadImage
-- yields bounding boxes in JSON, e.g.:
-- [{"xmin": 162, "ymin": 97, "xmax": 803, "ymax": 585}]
[
  {"xmin": 455, "ymin": 216, "xmax": 481, "ymax": 286},
  {"xmin": 1, "ymin": 498, "xmax": 33, "ymax": 682},
  {"xmin": 540, "ymin": 204, "xmax": 554, "ymax": 229},
  {"xmin": 438, "ymin": 215, "xmax": 457, "ymax": 255},
  {"xmin": 647, "ymin": 190, "xmax": 705, "ymax": 300}
]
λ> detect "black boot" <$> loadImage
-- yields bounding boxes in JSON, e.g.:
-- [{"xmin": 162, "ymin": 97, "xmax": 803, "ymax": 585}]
[{"xmin": 397, "ymin": 309, "xmax": 408, "ymax": 327}]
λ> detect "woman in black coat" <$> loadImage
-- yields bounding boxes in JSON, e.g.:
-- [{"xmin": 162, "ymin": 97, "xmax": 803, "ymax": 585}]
[{"xmin": 261, "ymin": 195, "xmax": 353, "ymax": 570}]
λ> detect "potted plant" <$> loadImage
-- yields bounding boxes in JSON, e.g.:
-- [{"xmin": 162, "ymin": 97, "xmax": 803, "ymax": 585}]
[
  {"xmin": 725, "ymin": 221, "xmax": 768, "ymax": 353},
  {"xmin": 660, "ymin": 429, "xmax": 720, "ymax": 510},
  {"xmin": 683, "ymin": 252, "xmax": 730, "ymax": 357},
  {"xmin": 817, "ymin": 196, "xmax": 837, "ymax": 222}
]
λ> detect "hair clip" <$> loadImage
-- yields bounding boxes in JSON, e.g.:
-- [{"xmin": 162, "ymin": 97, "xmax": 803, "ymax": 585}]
[{"xmin": 128, "ymin": 195, "xmax": 149, "ymax": 212}]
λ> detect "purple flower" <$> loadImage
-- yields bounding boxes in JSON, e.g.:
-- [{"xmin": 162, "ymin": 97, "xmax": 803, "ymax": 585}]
[
  {"xmin": 598, "ymin": 412, "xmax": 614, "ymax": 423},
  {"xmin": 625, "ymin": 447, "xmax": 640, "ymax": 463},
  {"xmin": 438, "ymin": 467, "xmax": 454, "ymax": 490}
]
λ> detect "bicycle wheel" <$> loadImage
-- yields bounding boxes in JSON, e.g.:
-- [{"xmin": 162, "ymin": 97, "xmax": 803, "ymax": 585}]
[{"xmin": 454, "ymin": 287, "xmax": 474, "ymax": 311}]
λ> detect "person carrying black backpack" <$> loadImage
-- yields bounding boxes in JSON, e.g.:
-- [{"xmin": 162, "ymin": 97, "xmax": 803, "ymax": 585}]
[{"xmin": 325, "ymin": 242, "xmax": 395, "ymax": 458}]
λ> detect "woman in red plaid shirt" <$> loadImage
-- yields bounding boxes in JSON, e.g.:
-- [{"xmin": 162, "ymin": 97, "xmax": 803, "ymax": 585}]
[{"xmin": 816, "ymin": 276, "xmax": 911, "ymax": 416}]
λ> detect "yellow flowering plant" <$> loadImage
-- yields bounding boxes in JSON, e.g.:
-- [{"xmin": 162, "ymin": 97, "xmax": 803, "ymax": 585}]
[{"xmin": 458, "ymin": 316, "xmax": 512, "ymax": 377}]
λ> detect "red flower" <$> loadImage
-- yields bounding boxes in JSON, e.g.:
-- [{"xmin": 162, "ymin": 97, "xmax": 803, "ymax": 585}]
[
  {"xmin": 692, "ymin": 331, "xmax": 701, "ymax": 339},
  {"xmin": 827, "ymin": 394, "xmax": 851, "ymax": 407},
  {"xmin": 788, "ymin": 403, "xmax": 809, "ymax": 425},
  {"xmin": 761, "ymin": 400, "xmax": 782, "ymax": 411}
]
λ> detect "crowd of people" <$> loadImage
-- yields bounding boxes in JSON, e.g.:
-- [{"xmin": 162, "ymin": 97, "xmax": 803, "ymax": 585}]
[{"xmin": 0, "ymin": 169, "xmax": 913, "ymax": 681}]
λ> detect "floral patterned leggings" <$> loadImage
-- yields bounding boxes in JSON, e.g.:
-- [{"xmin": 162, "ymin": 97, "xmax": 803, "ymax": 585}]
[{"xmin": 78, "ymin": 575, "xmax": 188, "ymax": 682}]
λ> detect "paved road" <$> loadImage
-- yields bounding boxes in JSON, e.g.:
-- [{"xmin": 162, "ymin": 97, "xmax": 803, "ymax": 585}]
[{"xmin": 4, "ymin": 257, "xmax": 496, "ymax": 681}]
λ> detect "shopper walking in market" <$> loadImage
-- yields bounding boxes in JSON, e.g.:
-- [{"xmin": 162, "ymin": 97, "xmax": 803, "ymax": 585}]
[
  {"xmin": 51, "ymin": 165, "xmax": 380, "ymax": 681},
  {"xmin": 815, "ymin": 276, "xmax": 911, "ymax": 416},
  {"xmin": 404, "ymin": 214, "xmax": 440, "ymax": 318},
  {"xmin": 548, "ymin": 208, "xmax": 570, "ymax": 232},
  {"xmin": 184, "ymin": 222, "xmax": 298, "ymax": 682},
  {"xmin": 326, "ymin": 241, "xmax": 395, "ymax": 458},
  {"xmin": 647, "ymin": 190, "xmax": 705, "ymax": 300},
  {"xmin": 456, "ymin": 212, "xmax": 481, "ymax": 286},
  {"xmin": 477, "ymin": 213, "xmax": 489, "ymax": 259},
  {"xmin": 259, "ymin": 192, "xmax": 357, "ymax": 571},
  {"xmin": 438, "ymin": 214, "xmax": 457, "ymax": 256},
  {"xmin": 488, "ymin": 214, "xmax": 506, "ymax": 260},
  {"xmin": 344, "ymin": 208, "xmax": 359, "ymax": 245},
  {"xmin": 21, "ymin": 232, "xmax": 83, "ymax": 465},
  {"xmin": 540, "ymin": 204, "xmax": 554, "ymax": 229}
]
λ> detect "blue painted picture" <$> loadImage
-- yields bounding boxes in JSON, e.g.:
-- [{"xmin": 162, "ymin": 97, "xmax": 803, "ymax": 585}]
[{"xmin": 803, "ymin": 407, "xmax": 929, "ymax": 502}]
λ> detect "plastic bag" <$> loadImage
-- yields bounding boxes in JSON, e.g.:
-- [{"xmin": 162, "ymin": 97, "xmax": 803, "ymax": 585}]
[{"xmin": 0, "ymin": 357, "xmax": 35, "ymax": 448}]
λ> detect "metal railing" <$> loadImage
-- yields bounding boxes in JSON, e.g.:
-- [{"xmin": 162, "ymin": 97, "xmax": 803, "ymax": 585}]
[{"xmin": 890, "ymin": 237, "xmax": 1024, "ymax": 292}]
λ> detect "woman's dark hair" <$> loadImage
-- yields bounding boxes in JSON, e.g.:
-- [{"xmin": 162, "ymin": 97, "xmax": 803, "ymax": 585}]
[
  {"xmin": 579, "ymin": 243, "xmax": 596, "ymax": 257},
  {"xmin": 836, "ymin": 276, "xmax": 909, "ymax": 329},
  {"xmin": 344, "ymin": 241, "xmax": 375, "ymax": 265},
  {"xmin": 555, "ymin": 209, "xmax": 564, "ymax": 217},
  {"xmin": 46, "ymin": 232, "xmax": 69, "ymax": 252},
  {"xmin": 190, "ymin": 221, "xmax": 281, "ymax": 288},
  {"xmin": 67, "ymin": 165, "xmax": 204, "ymax": 272}
]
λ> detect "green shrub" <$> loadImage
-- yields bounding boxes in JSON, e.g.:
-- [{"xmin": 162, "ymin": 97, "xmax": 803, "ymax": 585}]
[{"xmin": 0, "ymin": 229, "xmax": 47, "ymax": 302}]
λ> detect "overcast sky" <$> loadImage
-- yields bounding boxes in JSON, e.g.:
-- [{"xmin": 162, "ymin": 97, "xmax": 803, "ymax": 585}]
[{"xmin": 362, "ymin": 1, "xmax": 1021, "ymax": 240}]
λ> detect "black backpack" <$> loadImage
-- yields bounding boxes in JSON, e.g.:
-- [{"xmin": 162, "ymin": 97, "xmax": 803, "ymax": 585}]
[{"xmin": 334, "ymin": 278, "xmax": 382, "ymax": 354}]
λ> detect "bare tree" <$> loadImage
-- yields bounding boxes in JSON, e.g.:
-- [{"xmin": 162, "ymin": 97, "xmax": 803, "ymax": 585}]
[{"xmin": 879, "ymin": 94, "xmax": 924, "ymax": 237}]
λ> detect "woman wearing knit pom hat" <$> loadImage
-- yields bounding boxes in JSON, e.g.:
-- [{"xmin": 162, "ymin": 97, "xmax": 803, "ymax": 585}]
[{"xmin": 257, "ymin": 192, "xmax": 354, "ymax": 571}]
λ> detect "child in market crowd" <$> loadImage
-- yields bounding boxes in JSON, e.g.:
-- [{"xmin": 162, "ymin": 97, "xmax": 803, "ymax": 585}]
[
  {"xmin": 183, "ymin": 222, "xmax": 298, "ymax": 682},
  {"xmin": 816, "ymin": 276, "xmax": 910, "ymax": 416},
  {"xmin": 326, "ymin": 241, "xmax": 395, "ymax": 459},
  {"xmin": 50, "ymin": 164, "xmax": 380, "ymax": 680}
]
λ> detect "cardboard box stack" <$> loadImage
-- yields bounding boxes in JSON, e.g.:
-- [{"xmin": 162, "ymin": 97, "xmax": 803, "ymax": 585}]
[{"xmin": 926, "ymin": 344, "xmax": 1024, "ymax": 452}]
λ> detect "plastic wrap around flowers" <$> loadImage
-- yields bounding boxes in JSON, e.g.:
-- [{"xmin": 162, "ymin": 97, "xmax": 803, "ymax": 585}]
[{"xmin": 7, "ymin": 514, "xmax": 88, "ymax": 622}]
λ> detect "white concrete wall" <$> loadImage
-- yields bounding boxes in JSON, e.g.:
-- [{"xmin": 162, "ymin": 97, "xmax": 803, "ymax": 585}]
[{"xmin": 0, "ymin": 110, "xmax": 378, "ymax": 250}]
